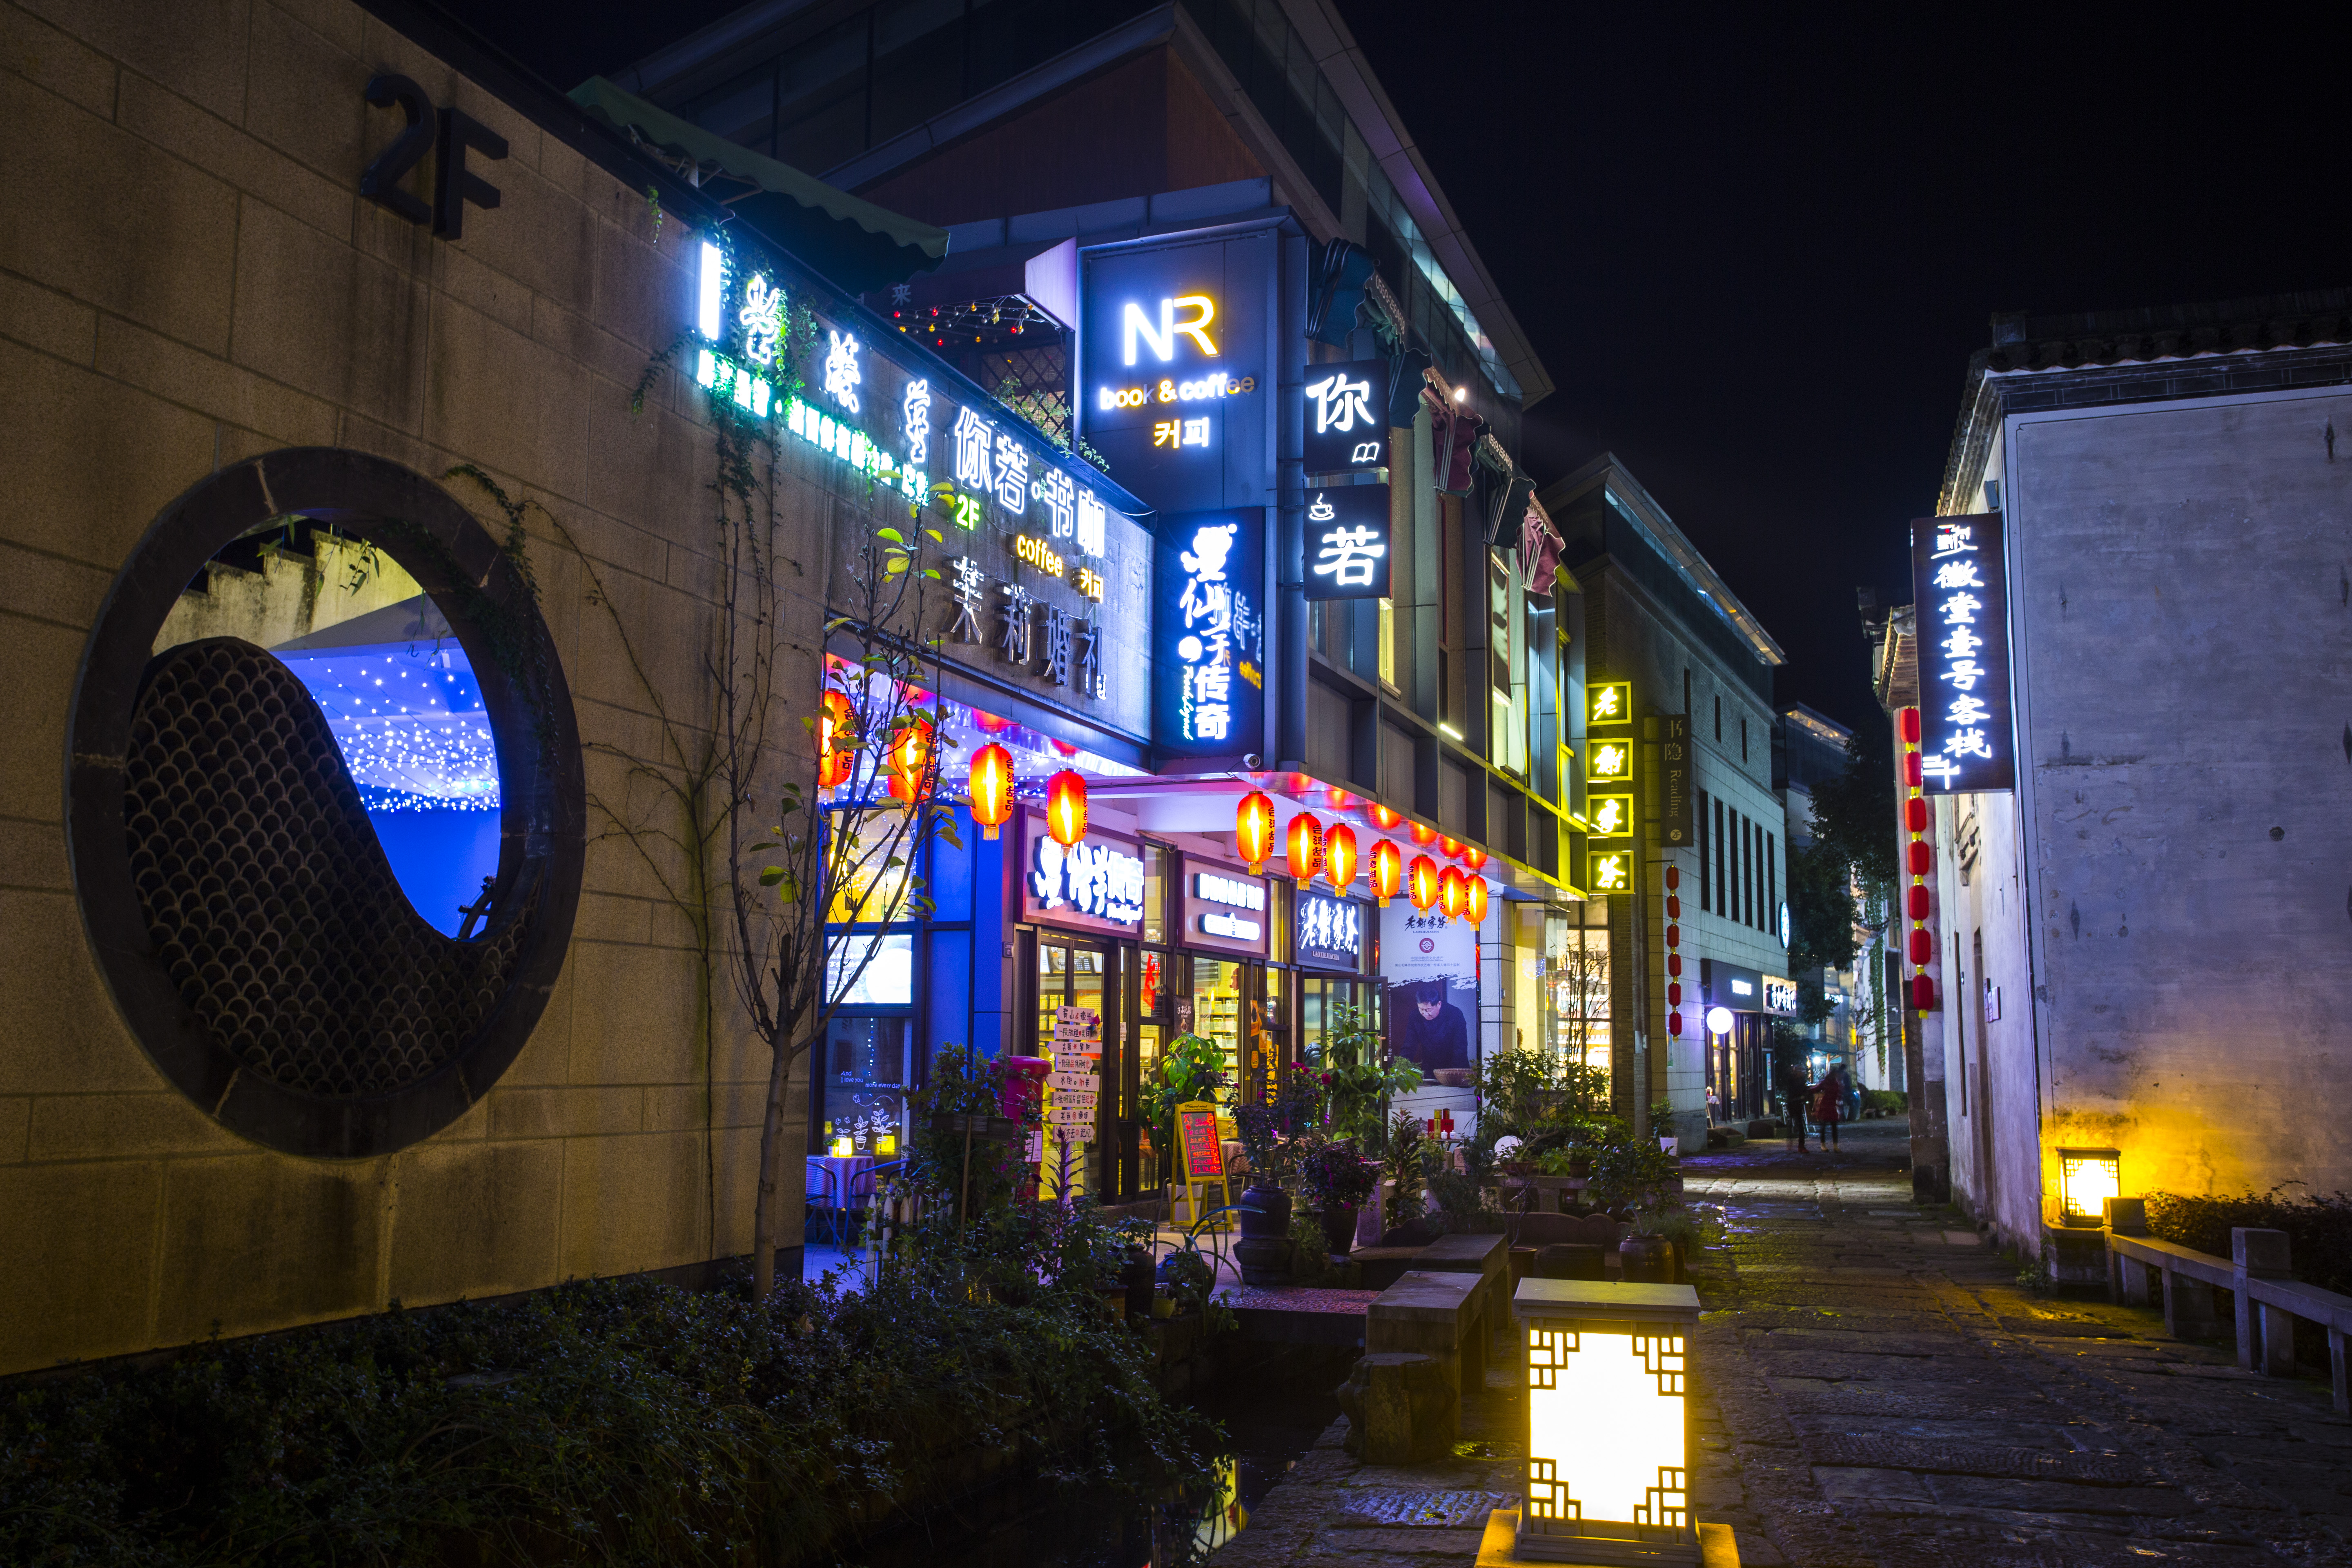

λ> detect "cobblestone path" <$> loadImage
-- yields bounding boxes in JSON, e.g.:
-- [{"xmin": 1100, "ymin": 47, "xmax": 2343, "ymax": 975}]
[
  {"xmin": 1210, "ymin": 1117, "xmax": 2352, "ymax": 1568},
  {"xmin": 1686, "ymin": 1119, "xmax": 2350, "ymax": 1567}
]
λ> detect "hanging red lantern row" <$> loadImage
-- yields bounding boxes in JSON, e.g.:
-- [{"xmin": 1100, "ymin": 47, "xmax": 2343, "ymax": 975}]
[
  {"xmin": 817, "ymin": 690, "xmax": 855, "ymax": 789},
  {"xmin": 1235, "ymin": 791, "xmax": 1276, "ymax": 873},
  {"xmin": 886, "ymin": 714, "xmax": 932, "ymax": 802},
  {"xmin": 969, "ymin": 742, "xmax": 1015, "ymax": 840},
  {"xmin": 1461, "ymin": 847, "xmax": 1487, "ymax": 872},
  {"xmin": 1900, "ymin": 706, "xmax": 1936, "ymax": 1010},
  {"xmin": 1465, "ymin": 873, "xmax": 1488, "ymax": 925},
  {"xmin": 1327, "ymin": 788, "xmax": 1355, "ymax": 811},
  {"xmin": 1408, "ymin": 853, "xmax": 1440, "ymax": 911},
  {"xmin": 1664, "ymin": 863, "xmax": 1684, "ymax": 1038},
  {"xmin": 1370, "ymin": 840, "xmax": 1403, "ymax": 906},
  {"xmin": 1287, "ymin": 812, "xmax": 1323, "ymax": 880},
  {"xmin": 1045, "ymin": 768, "xmax": 1088, "ymax": 846},
  {"xmin": 1439, "ymin": 835, "xmax": 1464, "ymax": 859},
  {"xmin": 1408, "ymin": 821, "xmax": 1438, "ymax": 847},
  {"xmin": 1439, "ymin": 864, "xmax": 1467, "ymax": 919},
  {"xmin": 1324, "ymin": 823, "xmax": 1359, "ymax": 895},
  {"xmin": 1366, "ymin": 804, "xmax": 1402, "ymax": 830}
]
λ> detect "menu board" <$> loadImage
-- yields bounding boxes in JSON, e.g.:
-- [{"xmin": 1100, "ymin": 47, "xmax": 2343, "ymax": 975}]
[
  {"xmin": 1047, "ymin": 1005, "xmax": 1099, "ymax": 1143},
  {"xmin": 1177, "ymin": 1101, "xmax": 1225, "ymax": 1181}
]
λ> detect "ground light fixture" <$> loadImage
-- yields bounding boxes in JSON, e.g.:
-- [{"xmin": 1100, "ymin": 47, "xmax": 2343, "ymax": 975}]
[
  {"xmin": 1490, "ymin": 1278, "xmax": 1714, "ymax": 1566},
  {"xmin": 1045, "ymin": 768, "xmax": 1087, "ymax": 846},
  {"xmin": 1705, "ymin": 1005, "xmax": 1733, "ymax": 1037},
  {"xmin": 1324, "ymin": 823, "xmax": 1359, "ymax": 894},
  {"xmin": 1236, "ymin": 790, "xmax": 1276, "ymax": 873},
  {"xmin": 968, "ymin": 743, "xmax": 1014, "ymax": 839},
  {"xmin": 2056, "ymin": 1147, "xmax": 2122, "ymax": 1228},
  {"xmin": 1371, "ymin": 840, "xmax": 1403, "ymax": 905}
]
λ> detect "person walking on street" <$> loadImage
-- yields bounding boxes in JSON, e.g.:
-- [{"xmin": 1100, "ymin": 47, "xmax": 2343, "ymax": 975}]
[
  {"xmin": 1812, "ymin": 1067, "xmax": 1846, "ymax": 1151},
  {"xmin": 1781, "ymin": 1059, "xmax": 1811, "ymax": 1151}
]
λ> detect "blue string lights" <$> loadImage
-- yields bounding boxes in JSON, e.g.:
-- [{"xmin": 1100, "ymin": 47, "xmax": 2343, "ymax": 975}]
[{"xmin": 271, "ymin": 644, "xmax": 501, "ymax": 813}]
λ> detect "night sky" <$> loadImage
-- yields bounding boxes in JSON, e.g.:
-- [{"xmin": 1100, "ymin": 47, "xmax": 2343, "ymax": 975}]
[{"xmin": 464, "ymin": 1, "xmax": 2350, "ymax": 731}]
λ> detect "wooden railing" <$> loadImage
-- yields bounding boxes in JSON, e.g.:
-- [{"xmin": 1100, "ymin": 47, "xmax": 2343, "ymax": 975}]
[{"xmin": 2103, "ymin": 1200, "xmax": 2350, "ymax": 1415}]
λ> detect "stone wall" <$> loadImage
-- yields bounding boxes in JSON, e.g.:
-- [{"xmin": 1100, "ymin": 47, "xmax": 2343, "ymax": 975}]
[{"xmin": 0, "ymin": 0, "xmax": 876, "ymax": 1373}]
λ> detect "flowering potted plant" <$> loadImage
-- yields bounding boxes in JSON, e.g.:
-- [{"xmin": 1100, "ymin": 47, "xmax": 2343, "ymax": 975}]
[{"xmin": 1298, "ymin": 1139, "xmax": 1380, "ymax": 1256}]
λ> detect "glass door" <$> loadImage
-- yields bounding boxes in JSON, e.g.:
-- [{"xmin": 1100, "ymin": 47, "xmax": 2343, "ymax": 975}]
[{"xmin": 1034, "ymin": 934, "xmax": 1116, "ymax": 1199}]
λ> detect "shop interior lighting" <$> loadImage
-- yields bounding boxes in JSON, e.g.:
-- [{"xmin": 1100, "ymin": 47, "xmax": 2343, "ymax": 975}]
[{"xmin": 272, "ymin": 639, "xmax": 499, "ymax": 813}]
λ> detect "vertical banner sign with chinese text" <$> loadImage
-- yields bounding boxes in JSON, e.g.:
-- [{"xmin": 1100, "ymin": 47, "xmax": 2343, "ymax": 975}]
[
  {"xmin": 1911, "ymin": 513, "xmax": 2015, "ymax": 793},
  {"xmin": 1585, "ymin": 680, "xmax": 1635, "ymax": 891},
  {"xmin": 1301, "ymin": 485, "xmax": 1391, "ymax": 599},
  {"xmin": 1299, "ymin": 359, "xmax": 1390, "ymax": 474},
  {"xmin": 1154, "ymin": 508, "xmax": 1266, "ymax": 756},
  {"xmin": 1659, "ymin": 714, "xmax": 1693, "ymax": 846}
]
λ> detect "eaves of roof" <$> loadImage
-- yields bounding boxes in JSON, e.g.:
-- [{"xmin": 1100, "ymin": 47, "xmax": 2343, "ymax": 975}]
[
  {"xmin": 1539, "ymin": 453, "xmax": 1787, "ymax": 668},
  {"xmin": 1282, "ymin": 0, "xmax": 1553, "ymax": 409}
]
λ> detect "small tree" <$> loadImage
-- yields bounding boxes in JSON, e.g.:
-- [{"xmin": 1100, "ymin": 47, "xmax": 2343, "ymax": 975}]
[{"xmin": 733, "ymin": 463, "xmax": 960, "ymax": 1301}]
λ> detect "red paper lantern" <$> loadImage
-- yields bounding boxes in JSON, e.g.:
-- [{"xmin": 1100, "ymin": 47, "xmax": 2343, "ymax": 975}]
[
  {"xmin": 1909, "ymin": 841, "xmax": 1933, "ymax": 875},
  {"xmin": 1899, "ymin": 706, "xmax": 1922, "ymax": 743},
  {"xmin": 817, "ymin": 690, "xmax": 854, "ymax": 789},
  {"xmin": 1370, "ymin": 840, "xmax": 1403, "ymax": 905},
  {"xmin": 1367, "ymin": 804, "xmax": 1402, "ymax": 830},
  {"xmin": 1408, "ymin": 821, "xmax": 1438, "ymax": 847},
  {"xmin": 1665, "ymin": 864, "xmax": 1680, "ymax": 890},
  {"xmin": 1666, "ymin": 923, "xmax": 1680, "ymax": 947},
  {"xmin": 1461, "ymin": 847, "xmax": 1487, "ymax": 871},
  {"xmin": 1904, "ymin": 752, "xmax": 1923, "ymax": 787},
  {"xmin": 1439, "ymin": 835, "xmax": 1464, "ymax": 859},
  {"xmin": 1911, "ymin": 974, "xmax": 1937, "ymax": 1010},
  {"xmin": 1045, "ymin": 768, "xmax": 1088, "ymax": 846},
  {"xmin": 1439, "ymin": 865, "xmax": 1466, "ymax": 919},
  {"xmin": 1905, "ymin": 797, "xmax": 1929, "ymax": 833},
  {"xmin": 1324, "ymin": 823, "xmax": 1359, "ymax": 895},
  {"xmin": 886, "ymin": 714, "xmax": 932, "ymax": 801},
  {"xmin": 1465, "ymin": 875, "xmax": 1488, "ymax": 925},
  {"xmin": 1236, "ymin": 791, "xmax": 1276, "ymax": 872},
  {"xmin": 969, "ymin": 743, "xmax": 1015, "ymax": 840},
  {"xmin": 1908, "ymin": 927, "xmax": 1933, "ymax": 965},
  {"xmin": 1666, "ymin": 953, "xmax": 1682, "ymax": 978},
  {"xmin": 1666, "ymin": 895, "xmax": 1680, "ymax": 919},
  {"xmin": 1907, "ymin": 884, "xmax": 1930, "ymax": 920},
  {"xmin": 1669, "ymin": 1010, "xmax": 1684, "ymax": 1036},
  {"xmin": 1408, "ymin": 854, "xmax": 1440, "ymax": 911},
  {"xmin": 1667, "ymin": 982, "xmax": 1682, "ymax": 1007},
  {"xmin": 1287, "ymin": 812, "xmax": 1324, "ymax": 881},
  {"xmin": 1327, "ymin": 788, "xmax": 1355, "ymax": 811}
]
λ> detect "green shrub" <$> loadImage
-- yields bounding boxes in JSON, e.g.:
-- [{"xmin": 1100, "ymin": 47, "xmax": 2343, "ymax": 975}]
[
  {"xmin": 2144, "ymin": 1186, "xmax": 2352, "ymax": 1296},
  {"xmin": 1861, "ymin": 1089, "xmax": 1907, "ymax": 1117},
  {"xmin": 0, "ymin": 1207, "xmax": 1213, "ymax": 1568}
]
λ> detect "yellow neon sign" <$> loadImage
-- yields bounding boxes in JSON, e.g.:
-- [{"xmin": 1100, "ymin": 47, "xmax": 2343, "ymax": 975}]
[
  {"xmin": 1122, "ymin": 294, "xmax": 1219, "ymax": 365},
  {"xmin": 1014, "ymin": 535, "xmax": 1065, "ymax": 577}
]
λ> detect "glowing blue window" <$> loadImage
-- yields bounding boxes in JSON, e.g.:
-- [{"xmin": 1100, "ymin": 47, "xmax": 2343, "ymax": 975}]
[{"xmin": 272, "ymin": 597, "xmax": 502, "ymax": 938}]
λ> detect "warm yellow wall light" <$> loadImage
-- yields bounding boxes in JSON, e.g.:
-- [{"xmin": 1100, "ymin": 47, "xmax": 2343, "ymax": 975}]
[{"xmin": 2056, "ymin": 1146, "xmax": 2120, "ymax": 1228}]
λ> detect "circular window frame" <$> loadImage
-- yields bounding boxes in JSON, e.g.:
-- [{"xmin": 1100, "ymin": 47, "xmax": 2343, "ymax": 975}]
[{"xmin": 68, "ymin": 448, "xmax": 585, "ymax": 1158}]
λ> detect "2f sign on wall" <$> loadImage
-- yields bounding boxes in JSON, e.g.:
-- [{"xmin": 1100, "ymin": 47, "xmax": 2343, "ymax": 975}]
[
  {"xmin": 1911, "ymin": 512, "xmax": 2016, "ymax": 793},
  {"xmin": 361, "ymin": 75, "xmax": 507, "ymax": 240}
]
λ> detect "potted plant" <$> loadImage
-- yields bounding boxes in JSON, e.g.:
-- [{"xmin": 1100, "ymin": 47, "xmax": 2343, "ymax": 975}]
[
  {"xmin": 1619, "ymin": 1209, "xmax": 1676, "ymax": 1282},
  {"xmin": 1299, "ymin": 1139, "xmax": 1380, "ymax": 1256},
  {"xmin": 1230, "ymin": 1062, "xmax": 1324, "ymax": 1285}
]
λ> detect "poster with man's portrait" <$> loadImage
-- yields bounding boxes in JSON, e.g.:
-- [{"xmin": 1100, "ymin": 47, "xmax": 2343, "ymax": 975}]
[{"xmin": 1380, "ymin": 904, "xmax": 1478, "ymax": 1074}]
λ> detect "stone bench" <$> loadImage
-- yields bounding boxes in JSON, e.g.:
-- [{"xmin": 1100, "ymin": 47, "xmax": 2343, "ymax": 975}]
[
  {"xmin": 1366, "ymin": 1269, "xmax": 1479, "ymax": 1401},
  {"xmin": 1412, "ymin": 1231, "xmax": 1509, "ymax": 1388}
]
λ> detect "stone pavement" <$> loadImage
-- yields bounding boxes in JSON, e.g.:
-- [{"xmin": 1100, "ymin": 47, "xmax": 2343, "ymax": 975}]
[{"xmin": 1209, "ymin": 1118, "xmax": 2352, "ymax": 1568}]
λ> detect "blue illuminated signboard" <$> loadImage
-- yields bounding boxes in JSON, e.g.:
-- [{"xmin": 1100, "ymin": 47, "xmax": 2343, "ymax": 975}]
[
  {"xmin": 1300, "ymin": 359, "xmax": 1389, "ymax": 474},
  {"xmin": 1302, "ymin": 485, "xmax": 1390, "ymax": 601},
  {"xmin": 1153, "ymin": 508, "xmax": 1265, "ymax": 756},
  {"xmin": 1080, "ymin": 228, "xmax": 1277, "ymax": 514},
  {"xmin": 1911, "ymin": 512, "xmax": 2014, "ymax": 793}
]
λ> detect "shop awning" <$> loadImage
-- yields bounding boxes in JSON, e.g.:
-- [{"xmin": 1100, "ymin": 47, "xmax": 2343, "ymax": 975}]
[{"xmin": 568, "ymin": 76, "xmax": 951, "ymax": 295}]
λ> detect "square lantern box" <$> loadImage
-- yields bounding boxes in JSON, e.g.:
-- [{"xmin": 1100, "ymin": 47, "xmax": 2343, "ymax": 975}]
[
  {"xmin": 2056, "ymin": 1147, "xmax": 2121, "ymax": 1229},
  {"xmin": 1496, "ymin": 1278, "xmax": 1710, "ymax": 1566}
]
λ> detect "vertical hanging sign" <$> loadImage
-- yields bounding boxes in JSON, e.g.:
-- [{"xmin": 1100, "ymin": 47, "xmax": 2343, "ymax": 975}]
[{"xmin": 1911, "ymin": 512, "xmax": 2015, "ymax": 793}]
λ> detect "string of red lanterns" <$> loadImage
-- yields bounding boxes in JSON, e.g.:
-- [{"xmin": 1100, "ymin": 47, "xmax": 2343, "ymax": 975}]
[
  {"xmin": 1465, "ymin": 874, "xmax": 1488, "ymax": 925},
  {"xmin": 1324, "ymin": 822, "xmax": 1359, "ymax": 895},
  {"xmin": 885, "ymin": 714, "xmax": 933, "ymax": 802},
  {"xmin": 1236, "ymin": 791, "xmax": 1276, "ymax": 873},
  {"xmin": 1408, "ymin": 853, "xmax": 1440, "ymax": 911},
  {"xmin": 1286, "ymin": 812, "xmax": 1323, "ymax": 881},
  {"xmin": 968, "ymin": 743, "xmax": 1015, "ymax": 838},
  {"xmin": 1901, "ymin": 707, "xmax": 1936, "ymax": 1010},
  {"xmin": 1370, "ymin": 840, "xmax": 1403, "ymax": 905},
  {"xmin": 1664, "ymin": 863, "xmax": 1684, "ymax": 1040},
  {"xmin": 1439, "ymin": 864, "xmax": 1467, "ymax": 920},
  {"xmin": 1045, "ymin": 768, "xmax": 1088, "ymax": 846}
]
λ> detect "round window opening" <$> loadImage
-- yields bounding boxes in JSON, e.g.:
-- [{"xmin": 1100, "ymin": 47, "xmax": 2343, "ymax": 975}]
[{"xmin": 68, "ymin": 450, "xmax": 584, "ymax": 1158}]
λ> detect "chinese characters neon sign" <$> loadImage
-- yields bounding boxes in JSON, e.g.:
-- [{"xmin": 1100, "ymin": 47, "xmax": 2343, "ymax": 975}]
[
  {"xmin": 1301, "ymin": 485, "xmax": 1391, "ymax": 601},
  {"xmin": 1154, "ymin": 508, "xmax": 1264, "ymax": 755},
  {"xmin": 1911, "ymin": 512, "xmax": 2014, "ymax": 793}
]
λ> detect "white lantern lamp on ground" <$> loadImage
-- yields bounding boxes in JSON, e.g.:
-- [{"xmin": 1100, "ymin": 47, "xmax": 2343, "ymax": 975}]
[{"xmin": 1478, "ymin": 1278, "xmax": 1739, "ymax": 1566}]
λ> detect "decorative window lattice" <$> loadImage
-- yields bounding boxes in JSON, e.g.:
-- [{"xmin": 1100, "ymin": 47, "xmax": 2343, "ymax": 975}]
[
  {"xmin": 123, "ymin": 638, "xmax": 535, "ymax": 1098},
  {"xmin": 1527, "ymin": 1324, "xmax": 1578, "ymax": 1390},
  {"xmin": 1634, "ymin": 1331, "xmax": 1687, "ymax": 1396},
  {"xmin": 1637, "ymin": 1468, "xmax": 1689, "ymax": 1529},
  {"xmin": 1526, "ymin": 1457, "xmax": 1577, "ymax": 1521}
]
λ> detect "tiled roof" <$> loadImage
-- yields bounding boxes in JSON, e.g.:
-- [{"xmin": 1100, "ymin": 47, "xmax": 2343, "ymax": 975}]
[{"xmin": 1984, "ymin": 292, "xmax": 2352, "ymax": 374}]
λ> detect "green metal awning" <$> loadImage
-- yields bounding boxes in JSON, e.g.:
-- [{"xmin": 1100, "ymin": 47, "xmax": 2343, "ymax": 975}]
[{"xmin": 568, "ymin": 76, "xmax": 949, "ymax": 294}]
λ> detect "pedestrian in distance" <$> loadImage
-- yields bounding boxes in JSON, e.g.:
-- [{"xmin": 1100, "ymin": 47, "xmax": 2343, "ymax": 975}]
[
  {"xmin": 1813, "ymin": 1067, "xmax": 1846, "ymax": 1151},
  {"xmin": 1782, "ymin": 1059, "xmax": 1811, "ymax": 1151}
]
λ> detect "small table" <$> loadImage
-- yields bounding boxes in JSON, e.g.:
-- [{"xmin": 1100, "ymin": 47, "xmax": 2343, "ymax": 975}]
[{"xmin": 807, "ymin": 1154, "xmax": 878, "ymax": 1210}]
